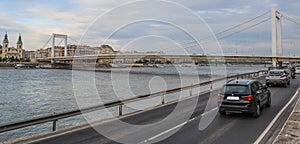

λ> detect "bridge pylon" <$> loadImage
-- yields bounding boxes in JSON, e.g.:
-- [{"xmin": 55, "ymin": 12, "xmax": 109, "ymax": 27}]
[
  {"xmin": 51, "ymin": 33, "xmax": 68, "ymax": 58},
  {"xmin": 271, "ymin": 8, "xmax": 283, "ymax": 67}
]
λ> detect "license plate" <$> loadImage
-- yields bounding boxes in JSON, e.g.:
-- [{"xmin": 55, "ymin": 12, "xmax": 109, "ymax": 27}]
[{"xmin": 227, "ymin": 96, "xmax": 239, "ymax": 100}]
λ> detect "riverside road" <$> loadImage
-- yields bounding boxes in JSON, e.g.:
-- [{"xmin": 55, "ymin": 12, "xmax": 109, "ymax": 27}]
[{"xmin": 28, "ymin": 76, "xmax": 300, "ymax": 144}]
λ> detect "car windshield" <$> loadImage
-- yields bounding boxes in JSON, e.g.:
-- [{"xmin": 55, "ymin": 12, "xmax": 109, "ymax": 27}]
[
  {"xmin": 269, "ymin": 71, "xmax": 284, "ymax": 76},
  {"xmin": 222, "ymin": 85, "xmax": 249, "ymax": 94}
]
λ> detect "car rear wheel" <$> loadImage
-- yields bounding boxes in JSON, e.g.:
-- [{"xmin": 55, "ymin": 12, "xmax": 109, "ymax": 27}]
[
  {"xmin": 283, "ymin": 82, "xmax": 288, "ymax": 88},
  {"xmin": 219, "ymin": 110, "xmax": 226, "ymax": 116},
  {"xmin": 253, "ymin": 102, "xmax": 261, "ymax": 118}
]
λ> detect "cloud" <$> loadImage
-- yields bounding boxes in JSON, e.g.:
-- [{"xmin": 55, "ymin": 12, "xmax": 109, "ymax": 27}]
[{"xmin": 0, "ymin": 0, "xmax": 299, "ymax": 56}]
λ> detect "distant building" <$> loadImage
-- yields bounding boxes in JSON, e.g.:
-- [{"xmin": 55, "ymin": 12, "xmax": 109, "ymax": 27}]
[
  {"xmin": 24, "ymin": 51, "xmax": 36, "ymax": 62},
  {"xmin": 1, "ymin": 33, "xmax": 23, "ymax": 59},
  {"xmin": 36, "ymin": 45, "xmax": 92, "ymax": 58},
  {"xmin": 36, "ymin": 44, "xmax": 118, "ymax": 59},
  {"xmin": 98, "ymin": 45, "xmax": 117, "ymax": 54}
]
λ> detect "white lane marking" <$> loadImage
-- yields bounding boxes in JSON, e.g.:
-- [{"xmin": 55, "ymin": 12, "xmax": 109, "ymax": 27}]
[
  {"xmin": 141, "ymin": 107, "xmax": 218, "ymax": 143},
  {"xmin": 201, "ymin": 107, "xmax": 218, "ymax": 117},
  {"xmin": 144, "ymin": 121, "xmax": 188, "ymax": 143},
  {"xmin": 254, "ymin": 89, "xmax": 299, "ymax": 144}
]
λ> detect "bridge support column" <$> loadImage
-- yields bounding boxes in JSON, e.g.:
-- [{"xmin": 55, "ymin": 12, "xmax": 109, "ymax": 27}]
[
  {"xmin": 64, "ymin": 37, "xmax": 68, "ymax": 57},
  {"xmin": 52, "ymin": 33, "xmax": 68, "ymax": 58},
  {"xmin": 51, "ymin": 34, "xmax": 55, "ymax": 58},
  {"xmin": 271, "ymin": 8, "xmax": 283, "ymax": 67}
]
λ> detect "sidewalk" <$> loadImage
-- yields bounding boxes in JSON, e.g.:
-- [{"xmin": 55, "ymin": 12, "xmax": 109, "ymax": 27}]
[{"xmin": 273, "ymin": 94, "xmax": 300, "ymax": 144}]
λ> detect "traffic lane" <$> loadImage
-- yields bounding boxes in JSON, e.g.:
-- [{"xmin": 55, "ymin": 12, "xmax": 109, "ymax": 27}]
[
  {"xmin": 158, "ymin": 77, "xmax": 300, "ymax": 144},
  {"xmin": 99, "ymin": 77, "xmax": 268, "ymax": 143},
  {"xmin": 33, "ymin": 76, "xmax": 265, "ymax": 144},
  {"xmin": 108, "ymin": 77, "xmax": 270, "ymax": 142},
  {"xmin": 83, "ymin": 92, "xmax": 222, "ymax": 144},
  {"xmin": 33, "ymin": 87, "xmax": 216, "ymax": 144}
]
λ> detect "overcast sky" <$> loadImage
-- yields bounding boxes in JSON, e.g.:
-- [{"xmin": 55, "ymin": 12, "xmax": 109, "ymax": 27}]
[{"xmin": 0, "ymin": 0, "xmax": 300, "ymax": 56}]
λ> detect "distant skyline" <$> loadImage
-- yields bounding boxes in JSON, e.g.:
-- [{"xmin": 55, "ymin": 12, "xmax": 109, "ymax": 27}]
[{"xmin": 0, "ymin": 0, "xmax": 300, "ymax": 56}]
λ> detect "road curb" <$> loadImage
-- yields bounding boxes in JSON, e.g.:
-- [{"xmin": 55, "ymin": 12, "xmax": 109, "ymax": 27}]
[
  {"xmin": 273, "ymin": 88, "xmax": 300, "ymax": 144},
  {"xmin": 255, "ymin": 87, "xmax": 300, "ymax": 144}
]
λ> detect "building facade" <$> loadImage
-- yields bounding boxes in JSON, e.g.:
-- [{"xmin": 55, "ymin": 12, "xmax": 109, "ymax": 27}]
[
  {"xmin": 1, "ymin": 33, "xmax": 23, "ymax": 59},
  {"xmin": 36, "ymin": 44, "xmax": 118, "ymax": 59}
]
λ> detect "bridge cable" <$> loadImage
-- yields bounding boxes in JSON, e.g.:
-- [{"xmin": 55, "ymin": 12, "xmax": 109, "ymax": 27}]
[
  {"xmin": 215, "ymin": 11, "xmax": 270, "ymax": 36},
  {"xmin": 163, "ymin": 17, "xmax": 271, "ymax": 52},
  {"xmin": 217, "ymin": 17, "xmax": 271, "ymax": 40},
  {"xmin": 282, "ymin": 14, "xmax": 300, "ymax": 26},
  {"xmin": 57, "ymin": 39, "xmax": 64, "ymax": 46},
  {"xmin": 68, "ymin": 36, "xmax": 90, "ymax": 46},
  {"xmin": 160, "ymin": 11, "xmax": 271, "ymax": 52},
  {"xmin": 41, "ymin": 35, "xmax": 53, "ymax": 49}
]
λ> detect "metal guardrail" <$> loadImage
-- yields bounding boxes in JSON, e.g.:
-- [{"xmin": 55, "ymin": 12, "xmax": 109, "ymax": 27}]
[{"xmin": 0, "ymin": 70, "xmax": 268, "ymax": 134}]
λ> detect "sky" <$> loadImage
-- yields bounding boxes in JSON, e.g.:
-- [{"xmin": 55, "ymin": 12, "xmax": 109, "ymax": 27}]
[{"xmin": 0, "ymin": 0, "xmax": 300, "ymax": 56}]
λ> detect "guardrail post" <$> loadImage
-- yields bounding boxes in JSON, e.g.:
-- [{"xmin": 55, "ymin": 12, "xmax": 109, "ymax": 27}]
[
  {"xmin": 161, "ymin": 93, "xmax": 165, "ymax": 104},
  {"xmin": 210, "ymin": 82, "xmax": 213, "ymax": 91},
  {"xmin": 189, "ymin": 84, "xmax": 193, "ymax": 96},
  {"xmin": 119, "ymin": 103, "xmax": 123, "ymax": 116},
  {"xmin": 52, "ymin": 119, "xmax": 57, "ymax": 131}
]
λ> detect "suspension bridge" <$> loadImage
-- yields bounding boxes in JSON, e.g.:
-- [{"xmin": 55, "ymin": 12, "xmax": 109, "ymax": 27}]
[{"xmin": 36, "ymin": 8, "xmax": 300, "ymax": 67}]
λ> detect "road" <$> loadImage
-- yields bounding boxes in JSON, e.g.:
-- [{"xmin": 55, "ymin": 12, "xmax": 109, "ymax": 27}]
[{"xmin": 28, "ymin": 76, "xmax": 300, "ymax": 144}]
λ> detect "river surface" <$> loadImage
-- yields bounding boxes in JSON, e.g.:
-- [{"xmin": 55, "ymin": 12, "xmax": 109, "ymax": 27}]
[{"xmin": 0, "ymin": 65, "xmax": 268, "ymax": 142}]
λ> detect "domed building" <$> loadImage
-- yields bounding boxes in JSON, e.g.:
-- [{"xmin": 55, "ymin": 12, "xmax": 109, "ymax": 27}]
[{"xmin": 1, "ymin": 32, "xmax": 23, "ymax": 60}]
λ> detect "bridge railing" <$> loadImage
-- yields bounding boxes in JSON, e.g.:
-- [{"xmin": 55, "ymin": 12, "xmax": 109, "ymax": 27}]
[{"xmin": 0, "ymin": 70, "xmax": 268, "ymax": 134}]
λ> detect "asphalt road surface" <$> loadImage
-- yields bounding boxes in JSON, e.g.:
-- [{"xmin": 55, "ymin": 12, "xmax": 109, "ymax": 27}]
[{"xmin": 29, "ymin": 76, "xmax": 300, "ymax": 144}]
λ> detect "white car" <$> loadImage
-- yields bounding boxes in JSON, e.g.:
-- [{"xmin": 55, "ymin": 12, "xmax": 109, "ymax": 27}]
[
  {"xmin": 266, "ymin": 70, "xmax": 291, "ymax": 87},
  {"xmin": 295, "ymin": 67, "xmax": 300, "ymax": 74}
]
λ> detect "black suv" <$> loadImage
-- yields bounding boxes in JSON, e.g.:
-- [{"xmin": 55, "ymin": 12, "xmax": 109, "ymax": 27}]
[{"xmin": 218, "ymin": 79, "xmax": 271, "ymax": 117}]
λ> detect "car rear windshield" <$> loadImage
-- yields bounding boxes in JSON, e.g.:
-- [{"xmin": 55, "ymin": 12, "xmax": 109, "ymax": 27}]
[
  {"xmin": 222, "ymin": 85, "xmax": 249, "ymax": 94},
  {"xmin": 269, "ymin": 71, "xmax": 284, "ymax": 76}
]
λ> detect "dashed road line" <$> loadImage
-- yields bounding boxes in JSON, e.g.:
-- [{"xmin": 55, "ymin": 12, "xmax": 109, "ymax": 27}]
[{"xmin": 140, "ymin": 107, "xmax": 218, "ymax": 143}]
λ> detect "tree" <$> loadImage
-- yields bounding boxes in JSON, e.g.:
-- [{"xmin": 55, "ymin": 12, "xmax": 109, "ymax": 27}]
[
  {"xmin": 2, "ymin": 57, "xmax": 7, "ymax": 62},
  {"xmin": 166, "ymin": 60, "xmax": 172, "ymax": 64},
  {"xmin": 14, "ymin": 57, "xmax": 20, "ymax": 62},
  {"xmin": 20, "ymin": 58, "xmax": 26, "ymax": 62}
]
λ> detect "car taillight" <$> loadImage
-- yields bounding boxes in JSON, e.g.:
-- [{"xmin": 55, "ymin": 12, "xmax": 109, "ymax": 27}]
[
  {"xmin": 242, "ymin": 95, "xmax": 254, "ymax": 101},
  {"xmin": 266, "ymin": 75, "xmax": 270, "ymax": 79},
  {"xmin": 218, "ymin": 95, "xmax": 224, "ymax": 100},
  {"xmin": 280, "ymin": 74, "xmax": 285, "ymax": 78}
]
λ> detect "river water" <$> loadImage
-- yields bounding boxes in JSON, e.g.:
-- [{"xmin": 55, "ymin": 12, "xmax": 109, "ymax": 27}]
[{"xmin": 0, "ymin": 65, "xmax": 268, "ymax": 142}]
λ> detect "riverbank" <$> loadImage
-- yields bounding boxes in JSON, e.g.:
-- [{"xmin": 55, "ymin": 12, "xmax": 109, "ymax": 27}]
[{"xmin": 0, "ymin": 63, "xmax": 14, "ymax": 68}]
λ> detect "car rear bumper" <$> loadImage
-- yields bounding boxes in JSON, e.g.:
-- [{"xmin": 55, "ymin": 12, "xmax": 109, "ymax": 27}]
[
  {"xmin": 219, "ymin": 102, "xmax": 254, "ymax": 113},
  {"xmin": 266, "ymin": 79, "xmax": 287, "ymax": 85}
]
